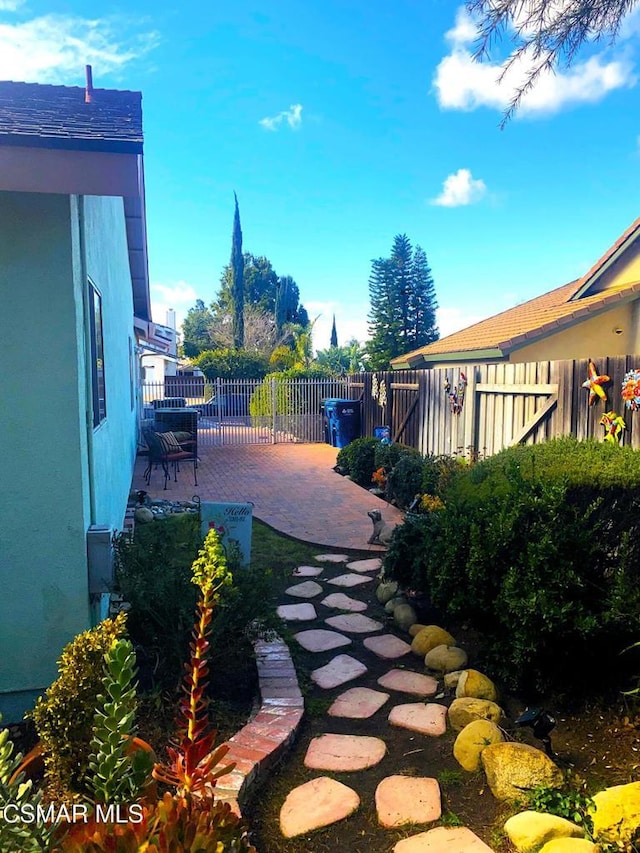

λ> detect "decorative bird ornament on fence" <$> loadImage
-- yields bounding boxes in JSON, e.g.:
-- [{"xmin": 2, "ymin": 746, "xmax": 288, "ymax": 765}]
[
  {"xmin": 582, "ymin": 360, "xmax": 610, "ymax": 406},
  {"xmin": 599, "ymin": 410, "xmax": 625, "ymax": 443}
]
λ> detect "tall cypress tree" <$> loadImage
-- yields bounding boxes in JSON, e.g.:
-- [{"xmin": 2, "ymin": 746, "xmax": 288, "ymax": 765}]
[
  {"xmin": 231, "ymin": 192, "xmax": 244, "ymax": 349},
  {"xmin": 366, "ymin": 235, "xmax": 439, "ymax": 369},
  {"xmin": 330, "ymin": 314, "xmax": 338, "ymax": 348}
]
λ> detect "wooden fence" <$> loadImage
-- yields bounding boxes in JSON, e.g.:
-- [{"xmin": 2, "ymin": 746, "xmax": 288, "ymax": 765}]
[{"xmin": 346, "ymin": 355, "xmax": 640, "ymax": 457}]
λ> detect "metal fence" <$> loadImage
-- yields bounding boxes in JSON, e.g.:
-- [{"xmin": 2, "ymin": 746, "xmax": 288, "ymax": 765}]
[{"xmin": 141, "ymin": 375, "xmax": 354, "ymax": 445}]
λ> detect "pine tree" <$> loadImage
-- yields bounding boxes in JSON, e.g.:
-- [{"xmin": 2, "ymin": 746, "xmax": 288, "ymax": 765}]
[
  {"xmin": 366, "ymin": 235, "xmax": 439, "ymax": 369},
  {"xmin": 330, "ymin": 315, "xmax": 338, "ymax": 348},
  {"xmin": 231, "ymin": 193, "xmax": 244, "ymax": 349}
]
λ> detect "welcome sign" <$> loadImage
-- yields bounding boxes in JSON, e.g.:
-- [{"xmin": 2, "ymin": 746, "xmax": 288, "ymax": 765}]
[{"xmin": 200, "ymin": 501, "xmax": 253, "ymax": 567}]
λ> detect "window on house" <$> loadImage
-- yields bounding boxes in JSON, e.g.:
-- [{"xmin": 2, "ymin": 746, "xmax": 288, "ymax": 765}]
[{"xmin": 89, "ymin": 279, "xmax": 107, "ymax": 427}]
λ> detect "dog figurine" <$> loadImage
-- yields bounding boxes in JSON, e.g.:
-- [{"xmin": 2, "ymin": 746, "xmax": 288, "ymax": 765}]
[{"xmin": 367, "ymin": 509, "xmax": 395, "ymax": 546}]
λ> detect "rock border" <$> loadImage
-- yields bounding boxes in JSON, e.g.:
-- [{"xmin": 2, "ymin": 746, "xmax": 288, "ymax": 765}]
[{"xmin": 214, "ymin": 635, "xmax": 304, "ymax": 815}]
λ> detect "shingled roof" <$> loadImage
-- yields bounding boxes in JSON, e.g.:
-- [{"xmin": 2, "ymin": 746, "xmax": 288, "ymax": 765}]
[
  {"xmin": 391, "ymin": 217, "xmax": 640, "ymax": 368},
  {"xmin": 0, "ymin": 79, "xmax": 143, "ymax": 153}
]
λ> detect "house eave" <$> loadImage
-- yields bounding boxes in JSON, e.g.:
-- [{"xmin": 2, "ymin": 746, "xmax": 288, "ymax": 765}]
[{"xmin": 391, "ymin": 348, "xmax": 504, "ymax": 368}]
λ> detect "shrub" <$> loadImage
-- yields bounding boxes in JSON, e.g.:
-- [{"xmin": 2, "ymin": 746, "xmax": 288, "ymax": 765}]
[
  {"xmin": 382, "ymin": 513, "xmax": 436, "ymax": 592},
  {"xmin": 421, "ymin": 438, "xmax": 640, "ymax": 697},
  {"xmin": 193, "ymin": 348, "xmax": 269, "ymax": 381},
  {"xmin": 29, "ymin": 613, "xmax": 128, "ymax": 802},
  {"xmin": 336, "ymin": 437, "xmax": 379, "ymax": 487},
  {"xmin": 421, "ymin": 453, "xmax": 465, "ymax": 497},
  {"xmin": 386, "ymin": 452, "xmax": 425, "ymax": 508},
  {"xmin": 249, "ymin": 367, "xmax": 335, "ymax": 418}
]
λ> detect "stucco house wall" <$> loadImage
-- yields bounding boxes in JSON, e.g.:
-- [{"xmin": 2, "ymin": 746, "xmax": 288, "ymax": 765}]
[{"xmin": 0, "ymin": 191, "xmax": 91, "ymax": 720}]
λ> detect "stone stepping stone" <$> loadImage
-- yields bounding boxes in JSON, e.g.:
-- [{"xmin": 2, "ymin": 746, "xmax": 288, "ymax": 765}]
[
  {"xmin": 277, "ymin": 603, "xmax": 317, "ymax": 622},
  {"xmin": 327, "ymin": 573, "xmax": 374, "ymax": 588},
  {"xmin": 388, "ymin": 703, "xmax": 448, "ymax": 736},
  {"xmin": 394, "ymin": 826, "xmax": 496, "ymax": 852},
  {"xmin": 377, "ymin": 669, "xmax": 439, "ymax": 697},
  {"xmin": 293, "ymin": 565, "xmax": 323, "ymax": 577},
  {"xmin": 314, "ymin": 553, "xmax": 349, "ymax": 563},
  {"xmin": 325, "ymin": 614, "xmax": 384, "ymax": 633},
  {"xmin": 311, "ymin": 654, "xmax": 368, "ymax": 689},
  {"xmin": 304, "ymin": 733, "xmax": 387, "ymax": 771},
  {"xmin": 280, "ymin": 777, "xmax": 360, "ymax": 838},
  {"xmin": 328, "ymin": 687, "xmax": 390, "ymax": 719},
  {"xmin": 346, "ymin": 557, "xmax": 382, "ymax": 572},
  {"xmin": 321, "ymin": 592, "xmax": 368, "ymax": 612},
  {"xmin": 376, "ymin": 775, "xmax": 441, "ymax": 827},
  {"xmin": 364, "ymin": 634, "xmax": 412, "ymax": 660},
  {"xmin": 294, "ymin": 629, "xmax": 351, "ymax": 652},
  {"xmin": 284, "ymin": 580, "xmax": 323, "ymax": 599}
]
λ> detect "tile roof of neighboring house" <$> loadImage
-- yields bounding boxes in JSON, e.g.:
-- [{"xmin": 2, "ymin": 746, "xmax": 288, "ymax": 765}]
[
  {"xmin": 0, "ymin": 80, "xmax": 143, "ymax": 153},
  {"xmin": 392, "ymin": 217, "xmax": 640, "ymax": 366}
]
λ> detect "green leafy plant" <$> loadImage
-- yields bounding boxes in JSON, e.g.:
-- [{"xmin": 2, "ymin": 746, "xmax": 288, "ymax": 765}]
[
  {"xmin": 439, "ymin": 811, "xmax": 463, "ymax": 827},
  {"xmin": 153, "ymin": 529, "xmax": 236, "ymax": 797},
  {"xmin": 0, "ymin": 714, "xmax": 55, "ymax": 853},
  {"xmin": 336, "ymin": 436, "xmax": 379, "ymax": 487},
  {"xmin": 382, "ymin": 512, "xmax": 437, "ymax": 593},
  {"xmin": 88, "ymin": 638, "xmax": 153, "ymax": 804},
  {"xmin": 29, "ymin": 613, "xmax": 128, "ymax": 801},
  {"xmin": 527, "ymin": 784, "xmax": 595, "ymax": 837},
  {"xmin": 53, "ymin": 792, "xmax": 256, "ymax": 852},
  {"xmin": 386, "ymin": 452, "xmax": 425, "ymax": 509}
]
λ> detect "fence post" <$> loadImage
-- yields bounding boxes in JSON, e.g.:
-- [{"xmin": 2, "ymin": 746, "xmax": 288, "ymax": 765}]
[{"xmin": 271, "ymin": 377, "xmax": 277, "ymax": 444}]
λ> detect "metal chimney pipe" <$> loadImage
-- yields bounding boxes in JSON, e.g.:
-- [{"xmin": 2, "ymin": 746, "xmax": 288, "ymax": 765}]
[{"xmin": 85, "ymin": 65, "xmax": 93, "ymax": 103}]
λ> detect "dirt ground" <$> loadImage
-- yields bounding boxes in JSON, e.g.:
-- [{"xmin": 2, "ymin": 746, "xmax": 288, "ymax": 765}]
[{"xmin": 247, "ymin": 554, "xmax": 640, "ymax": 853}]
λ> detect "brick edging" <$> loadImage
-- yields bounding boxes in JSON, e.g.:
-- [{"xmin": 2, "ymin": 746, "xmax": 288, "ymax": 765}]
[{"xmin": 214, "ymin": 635, "xmax": 304, "ymax": 815}]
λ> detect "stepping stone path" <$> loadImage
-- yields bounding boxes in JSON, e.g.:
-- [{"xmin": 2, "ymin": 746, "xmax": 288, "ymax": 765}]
[
  {"xmin": 394, "ymin": 826, "xmax": 496, "ymax": 852},
  {"xmin": 280, "ymin": 777, "xmax": 360, "ymax": 838},
  {"xmin": 293, "ymin": 565, "xmax": 324, "ymax": 577},
  {"xmin": 346, "ymin": 557, "xmax": 382, "ymax": 572},
  {"xmin": 304, "ymin": 733, "xmax": 387, "ymax": 771},
  {"xmin": 327, "ymin": 573, "xmax": 374, "ymax": 588},
  {"xmin": 325, "ymin": 613, "xmax": 384, "ymax": 633},
  {"xmin": 378, "ymin": 669, "xmax": 439, "ymax": 697},
  {"xmin": 314, "ymin": 553, "xmax": 349, "ymax": 562},
  {"xmin": 388, "ymin": 703, "xmax": 448, "ymax": 736},
  {"xmin": 277, "ymin": 603, "xmax": 317, "ymax": 622},
  {"xmin": 328, "ymin": 687, "xmax": 390, "ymax": 719},
  {"xmin": 375, "ymin": 775, "xmax": 442, "ymax": 827},
  {"xmin": 311, "ymin": 654, "xmax": 368, "ymax": 689},
  {"xmin": 321, "ymin": 592, "xmax": 368, "ymax": 612},
  {"xmin": 363, "ymin": 634, "xmax": 412, "ymax": 659},
  {"xmin": 294, "ymin": 629, "xmax": 351, "ymax": 652},
  {"xmin": 275, "ymin": 555, "xmax": 497, "ymax": 851},
  {"xmin": 284, "ymin": 580, "xmax": 323, "ymax": 598}
]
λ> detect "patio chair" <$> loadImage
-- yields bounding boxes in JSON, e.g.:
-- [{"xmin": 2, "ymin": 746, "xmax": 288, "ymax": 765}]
[{"xmin": 142, "ymin": 427, "xmax": 198, "ymax": 490}]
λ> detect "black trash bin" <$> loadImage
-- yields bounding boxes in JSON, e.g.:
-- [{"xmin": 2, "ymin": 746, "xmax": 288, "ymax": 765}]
[{"xmin": 323, "ymin": 398, "xmax": 361, "ymax": 448}]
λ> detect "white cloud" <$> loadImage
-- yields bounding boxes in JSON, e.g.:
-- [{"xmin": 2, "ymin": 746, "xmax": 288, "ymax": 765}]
[
  {"xmin": 259, "ymin": 103, "xmax": 303, "ymax": 131},
  {"xmin": 431, "ymin": 167, "xmax": 487, "ymax": 207},
  {"xmin": 0, "ymin": 14, "xmax": 158, "ymax": 82},
  {"xmin": 305, "ymin": 300, "xmax": 370, "ymax": 353},
  {"xmin": 150, "ymin": 281, "xmax": 198, "ymax": 331},
  {"xmin": 434, "ymin": 6, "xmax": 634, "ymax": 117},
  {"xmin": 0, "ymin": 0, "xmax": 25, "ymax": 11}
]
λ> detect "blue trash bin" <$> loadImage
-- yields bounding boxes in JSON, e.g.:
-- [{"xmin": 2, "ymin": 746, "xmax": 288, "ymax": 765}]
[{"xmin": 323, "ymin": 398, "xmax": 361, "ymax": 448}]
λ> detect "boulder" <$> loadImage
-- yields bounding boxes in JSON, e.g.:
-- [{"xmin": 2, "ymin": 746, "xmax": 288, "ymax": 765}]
[
  {"xmin": 425, "ymin": 644, "xmax": 468, "ymax": 673},
  {"xmin": 411, "ymin": 626, "xmax": 455, "ymax": 657},
  {"xmin": 590, "ymin": 781, "xmax": 640, "ymax": 846},
  {"xmin": 448, "ymin": 697, "xmax": 503, "ymax": 732},
  {"xmin": 376, "ymin": 581, "xmax": 399, "ymax": 604},
  {"xmin": 539, "ymin": 841, "xmax": 598, "ymax": 853},
  {"xmin": 134, "ymin": 506, "xmax": 154, "ymax": 523},
  {"xmin": 481, "ymin": 743, "xmax": 563, "ymax": 801},
  {"xmin": 455, "ymin": 669, "xmax": 498, "ymax": 702},
  {"xmin": 394, "ymin": 604, "xmax": 418, "ymax": 631},
  {"xmin": 408, "ymin": 623, "xmax": 427, "ymax": 637},
  {"xmin": 385, "ymin": 596, "xmax": 407, "ymax": 614},
  {"xmin": 453, "ymin": 719, "xmax": 504, "ymax": 772},
  {"xmin": 504, "ymin": 811, "xmax": 585, "ymax": 851},
  {"xmin": 444, "ymin": 670, "xmax": 464, "ymax": 690}
]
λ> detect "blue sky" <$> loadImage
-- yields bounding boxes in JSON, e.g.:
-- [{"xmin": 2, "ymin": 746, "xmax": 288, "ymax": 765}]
[{"xmin": 3, "ymin": 0, "xmax": 640, "ymax": 350}]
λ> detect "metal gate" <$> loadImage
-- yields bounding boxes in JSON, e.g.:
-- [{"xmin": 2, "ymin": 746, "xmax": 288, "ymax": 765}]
[{"xmin": 141, "ymin": 375, "xmax": 355, "ymax": 446}]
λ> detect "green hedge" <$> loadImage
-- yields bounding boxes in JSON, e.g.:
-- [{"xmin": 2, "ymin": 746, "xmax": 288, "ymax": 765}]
[
  {"xmin": 383, "ymin": 438, "xmax": 640, "ymax": 698},
  {"xmin": 336, "ymin": 437, "xmax": 379, "ymax": 488}
]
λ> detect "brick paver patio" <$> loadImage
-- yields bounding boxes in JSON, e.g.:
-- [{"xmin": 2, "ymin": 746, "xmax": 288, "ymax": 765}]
[{"xmin": 131, "ymin": 443, "xmax": 403, "ymax": 551}]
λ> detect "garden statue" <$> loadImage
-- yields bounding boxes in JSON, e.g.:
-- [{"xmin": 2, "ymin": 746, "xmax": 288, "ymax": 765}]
[{"xmin": 367, "ymin": 509, "xmax": 395, "ymax": 546}]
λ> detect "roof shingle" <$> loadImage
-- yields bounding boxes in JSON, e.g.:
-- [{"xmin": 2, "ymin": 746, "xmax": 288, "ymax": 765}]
[{"xmin": 0, "ymin": 80, "xmax": 142, "ymax": 153}]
